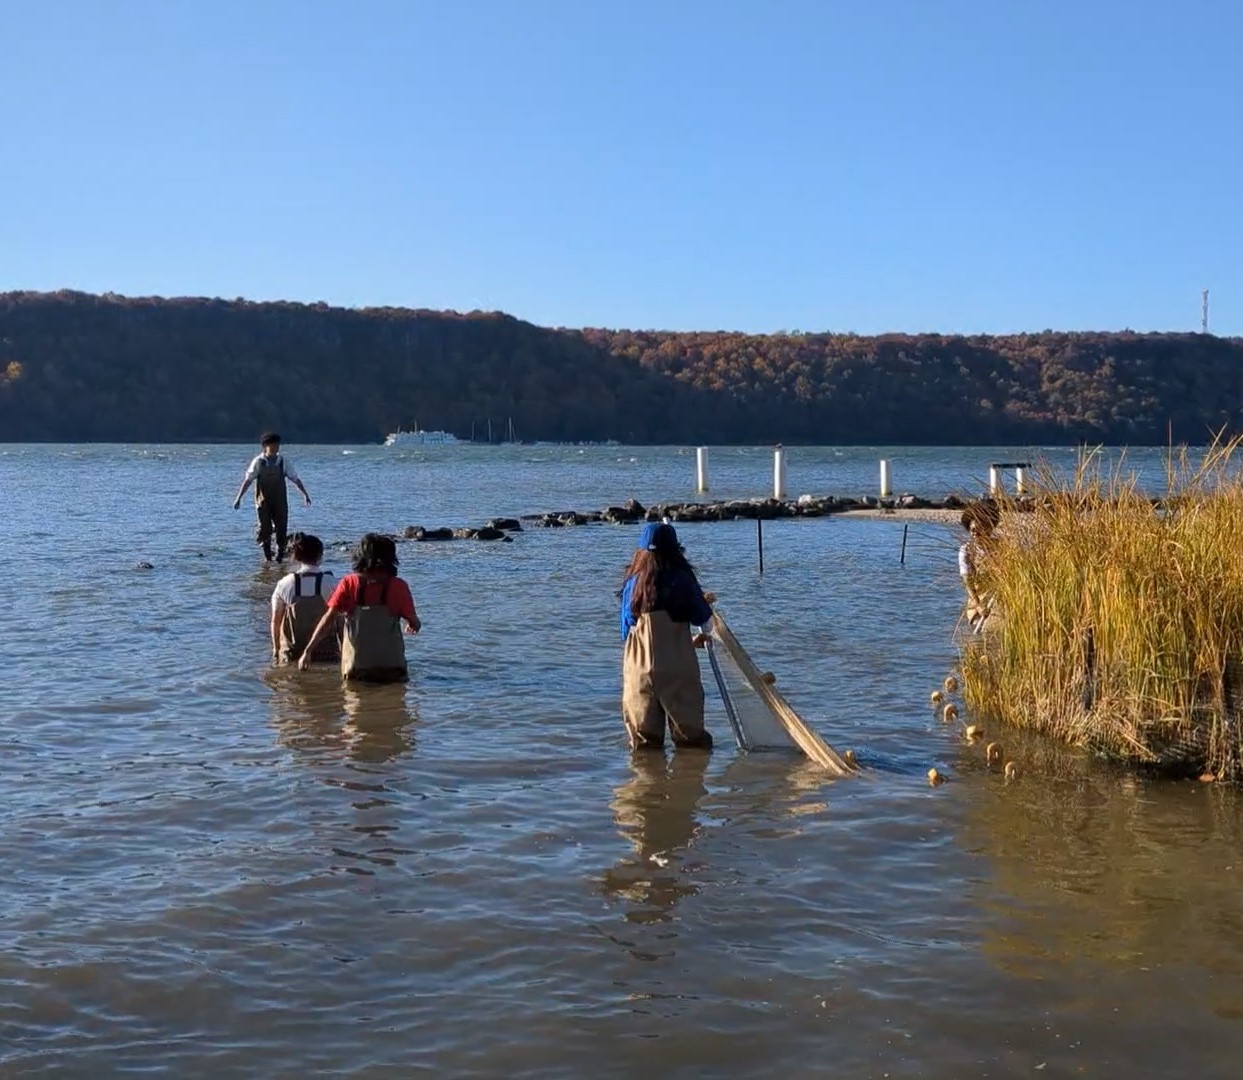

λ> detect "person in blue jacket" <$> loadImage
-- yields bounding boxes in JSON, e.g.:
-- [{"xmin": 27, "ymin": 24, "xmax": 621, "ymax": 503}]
[{"xmin": 618, "ymin": 522, "xmax": 715, "ymax": 750}]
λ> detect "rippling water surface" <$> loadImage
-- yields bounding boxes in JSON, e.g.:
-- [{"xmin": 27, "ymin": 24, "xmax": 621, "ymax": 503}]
[{"xmin": 3, "ymin": 442, "xmax": 1242, "ymax": 1077}]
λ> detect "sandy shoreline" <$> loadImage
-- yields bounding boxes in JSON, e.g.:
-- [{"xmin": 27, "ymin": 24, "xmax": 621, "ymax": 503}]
[{"xmin": 837, "ymin": 507, "xmax": 962, "ymax": 524}]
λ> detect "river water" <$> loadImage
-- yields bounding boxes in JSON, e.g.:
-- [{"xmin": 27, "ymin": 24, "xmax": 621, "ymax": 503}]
[{"xmin": 2, "ymin": 443, "xmax": 1241, "ymax": 1077}]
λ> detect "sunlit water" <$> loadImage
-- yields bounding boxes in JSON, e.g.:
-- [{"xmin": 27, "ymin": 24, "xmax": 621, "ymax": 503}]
[{"xmin": 2, "ymin": 443, "xmax": 1241, "ymax": 1077}]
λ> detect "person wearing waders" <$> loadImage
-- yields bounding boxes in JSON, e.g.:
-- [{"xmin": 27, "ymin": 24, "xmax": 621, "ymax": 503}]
[
  {"xmin": 232, "ymin": 433, "xmax": 311, "ymax": 562},
  {"xmin": 959, "ymin": 499, "xmax": 1000, "ymax": 632},
  {"xmin": 270, "ymin": 532, "xmax": 341, "ymax": 665},
  {"xmin": 618, "ymin": 522, "xmax": 715, "ymax": 750},
  {"xmin": 298, "ymin": 533, "xmax": 421, "ymax": 682}
]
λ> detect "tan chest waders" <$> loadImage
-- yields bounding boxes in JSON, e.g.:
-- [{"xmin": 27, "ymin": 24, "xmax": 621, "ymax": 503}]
[
  {"xmin": 341, "ymin": 577, "xmax": 408, "ymax": 683},
  {"xmin": 254, "ymin": 455, "xmax": 289, "ymax": 558},
  {"xmin": 278, "ymin": 572, "xmax": 340, "ymax": 665},
  {"xmin": 622, "ymin": 609, "xmax": 709, "ymax": 749}
]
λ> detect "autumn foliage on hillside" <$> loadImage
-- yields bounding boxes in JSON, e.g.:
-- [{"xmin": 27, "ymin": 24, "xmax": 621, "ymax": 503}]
[
  {"xmin": 582, "ymin": 328, "xmax": 1243, "ymax": 444},
  {"xmin": 0, "ymin": 291, "xmax": 1239, "ymax": 444}
]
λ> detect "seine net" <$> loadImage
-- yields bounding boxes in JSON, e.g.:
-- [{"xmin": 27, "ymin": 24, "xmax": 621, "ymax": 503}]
[
  {"xmin": 706, "ymin": 612, "xmax": 856, "ymax": 776},
  {"xmin": 706, "ymin": 640, "xmax": 794, "ymax": 751}
]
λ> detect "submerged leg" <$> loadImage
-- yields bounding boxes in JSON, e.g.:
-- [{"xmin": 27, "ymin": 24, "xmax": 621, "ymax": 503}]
[
  {"xmin": 651, "ymin": 661, "xmax": 710, "ymax": 745},
  {"xmin": 623, "ymin": 680, "xmax": 667, "ymax": 750},
  {"xmin": 256, "ymin": 504, "xmax": 275, "ymax": 560},
  {"xmin": 274, "ymin": 503, "xmax": 289, "ymax": 560},
  {"xmin": 662, "ymin": 677, "xmax": 711, "ymax": 749}
]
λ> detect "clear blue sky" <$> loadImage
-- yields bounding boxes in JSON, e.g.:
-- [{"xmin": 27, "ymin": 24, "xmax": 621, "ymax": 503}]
[{"xmin": 2, "ymin": 0, "xmax": 1239, "ymax": 335}]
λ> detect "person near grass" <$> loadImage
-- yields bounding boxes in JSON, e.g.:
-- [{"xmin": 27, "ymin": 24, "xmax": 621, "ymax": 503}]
[
  {"xmin": 959, "ymin": 500, "xmax": 1001, "ymax": 631},
  {"xmin": 618, "ymin": 522, "xmax": 715, "ymax": 751}
]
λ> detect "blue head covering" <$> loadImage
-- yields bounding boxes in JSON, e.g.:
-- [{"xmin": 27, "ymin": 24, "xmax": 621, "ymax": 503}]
[{"xmin": 637, "ymin": 522, "xmax": 677, "ymax": 551}]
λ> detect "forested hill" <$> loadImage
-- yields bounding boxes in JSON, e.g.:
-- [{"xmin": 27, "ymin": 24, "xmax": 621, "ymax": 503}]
[{"xmin": 1, "ymin": 290, "xmax": 1241, "ymax": 445}]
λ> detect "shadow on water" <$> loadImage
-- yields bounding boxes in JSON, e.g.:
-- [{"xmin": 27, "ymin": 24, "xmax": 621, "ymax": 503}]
[
  {"xmin": 266, "ymin": 668, "xmax": 419, "ymax": 764},
  {"xmin": 599, "ymin": 751, "xmax": 711, "ymax": 925}
]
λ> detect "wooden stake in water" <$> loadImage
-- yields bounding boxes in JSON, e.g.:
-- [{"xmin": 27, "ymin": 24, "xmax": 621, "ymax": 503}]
[
  {"xmin": 757, "ymin": 516, "xmax": 765, "ymax": 575},
  {"xmin": 900, "ymin": 523, "xmax": 909, "ymax": 565}
]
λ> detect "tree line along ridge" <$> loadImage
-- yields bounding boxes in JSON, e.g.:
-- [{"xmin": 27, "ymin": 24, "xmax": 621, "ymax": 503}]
[{"xmin": 0, "ymin": 290, "xmax": 1238, "ymax": 445}]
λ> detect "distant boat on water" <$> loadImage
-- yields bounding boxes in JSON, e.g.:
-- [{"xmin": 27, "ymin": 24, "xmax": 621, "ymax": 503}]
[{"xmin": 383, "ymin": 425, "xmax": 461, "ymax": 447}]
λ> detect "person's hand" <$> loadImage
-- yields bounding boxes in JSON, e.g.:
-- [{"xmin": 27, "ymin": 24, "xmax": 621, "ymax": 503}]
[
  {"xmin": 303, "ymin": 494, "xmax": 312, "ymax": 507},
  {"xmin": 232, "ymin": 498, "xmax": 241, "ymax": 510},
  {"xmin": 405, "ymin": 616, "xmax": 421, "ymax": 634},
  {"xmin": 703, "ymin": 591, "xmax": 717, "ymax": 605},
  {"xmin": 692, "ymin": 632, "xmax": 709, "ymax": 648},
  {"xmin": 297, "ymin": 653, "xmax": 313, "ymax": 671}
]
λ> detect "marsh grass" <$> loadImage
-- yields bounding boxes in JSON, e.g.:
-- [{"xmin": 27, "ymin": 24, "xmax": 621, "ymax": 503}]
[{"xmin": 961, "ymin": 438, "xmax": 1243, "ymax": 780}]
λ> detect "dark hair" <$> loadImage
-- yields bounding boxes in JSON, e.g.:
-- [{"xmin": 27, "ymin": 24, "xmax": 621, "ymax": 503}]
[
  {"xmin": 289, "ymin": 532, "xmax": 324, "ymax": 564},
  {"xmin": 353, "ymin": 532, "xmax": 399, "ymax": 575},
  {"xmin": 620, "ymin": 530, "xmax": 696, "ymax": 617},
  {"xmin": 961, "ymin": 499, "xmax": 1001, "ymax": 535},
  {"xmin": 261, "ymin": 432, "xmax": 282, "ymax": 446}
]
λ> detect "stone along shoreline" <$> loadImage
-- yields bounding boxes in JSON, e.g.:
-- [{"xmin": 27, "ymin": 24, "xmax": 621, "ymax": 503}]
[{"xmin": 388, "ymin": 493, "xmax": 970, "ymax": 543}]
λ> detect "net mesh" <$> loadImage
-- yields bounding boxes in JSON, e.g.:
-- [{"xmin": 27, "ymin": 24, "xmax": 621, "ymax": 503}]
[
  {"xmin": 706, "ymin": 639, "xmax": 796, "ymax": 751},
  {"xmin": 707, "ymin": 612, "xmax": 856, "ymax": 776}
]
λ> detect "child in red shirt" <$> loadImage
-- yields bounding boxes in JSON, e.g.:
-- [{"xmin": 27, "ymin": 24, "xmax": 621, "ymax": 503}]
[{"xmin": 299, "ymin": 533, "xmax": 420, "ymax": 681}]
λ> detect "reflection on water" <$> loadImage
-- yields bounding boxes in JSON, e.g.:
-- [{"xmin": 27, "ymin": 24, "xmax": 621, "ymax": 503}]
[
  {"xmin": 966, "ymin": 763, "xmax": 1243, "ymax": 978},
  {"xmin": 268, "ymin": 669, "xmax": 419, "ymax": 763},
  {"xmin": 714, "ymin": 751, "xmax": 837, "ymax": 827},
  {"xmin": 342, "ymin": 683, "xmax": 419, "ymax": 763},
  {"xmin": 9, "ymin": 444, "xmax": 1243, "ymax": 1075},
  {"xmin": 601, "ymin": 752, "xmax": 710, "ymax": 923}
]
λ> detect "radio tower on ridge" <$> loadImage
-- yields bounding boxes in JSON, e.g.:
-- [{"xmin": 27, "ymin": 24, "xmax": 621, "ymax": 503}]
[{"xmin": 1202, "ymin": 289, "xmax": 1210, "ymax": 334}]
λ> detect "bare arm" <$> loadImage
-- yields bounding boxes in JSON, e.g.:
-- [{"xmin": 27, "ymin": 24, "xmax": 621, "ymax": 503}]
[
  {"xmin": 233, "ymin": 477, "xmax": 254, "ymax": 508},
  {"xmin": 693, "ymin": 591, "xmax": 716, "ymax": 645},
  {"xmin": 270, "ymin": 602, "xmax": 284, "ymax": 660},
  {"xmin": 297, "ymin": 608, "xmax": 338, "ymax": 670},
  {"xmin": 282, "ymin": 460, "xmax": 311, "ymax": 505}
]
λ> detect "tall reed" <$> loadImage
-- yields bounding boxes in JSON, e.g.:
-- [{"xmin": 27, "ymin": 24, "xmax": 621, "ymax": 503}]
[{"xmin": 960, "ymin": 438, "xmax": 1243, "ymax": 780}]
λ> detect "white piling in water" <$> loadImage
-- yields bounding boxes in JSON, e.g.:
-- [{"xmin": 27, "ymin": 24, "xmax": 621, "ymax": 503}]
[
  {"xmin": 696, "ymin": 447, "xmax": 709, "ymax": 493},
  {"xmin": 1015, "ymin": 465, "xmax": 1026, "ymax": 495},
  {"xmin": 989, "ymin": 465, "xmax": 1001, "ymax": 496},
  {"xmin": 774, "ymin": 447, "xmax": 787, "ymax": 500},
  {"xmin": 880, "ymin": 458, "xmax": 892, "ymax": 498}
]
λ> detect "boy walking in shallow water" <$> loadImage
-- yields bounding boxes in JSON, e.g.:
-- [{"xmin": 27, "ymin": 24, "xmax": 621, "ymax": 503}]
[{"xmin": 232, "ymin": 433, "xmax": 311, "ymax": 561}]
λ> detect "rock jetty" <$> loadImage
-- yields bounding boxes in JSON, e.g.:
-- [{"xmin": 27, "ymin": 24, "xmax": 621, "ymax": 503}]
[{"xmin": 363, "ymin": 493, "xmax": 978, "ymax": 546}]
